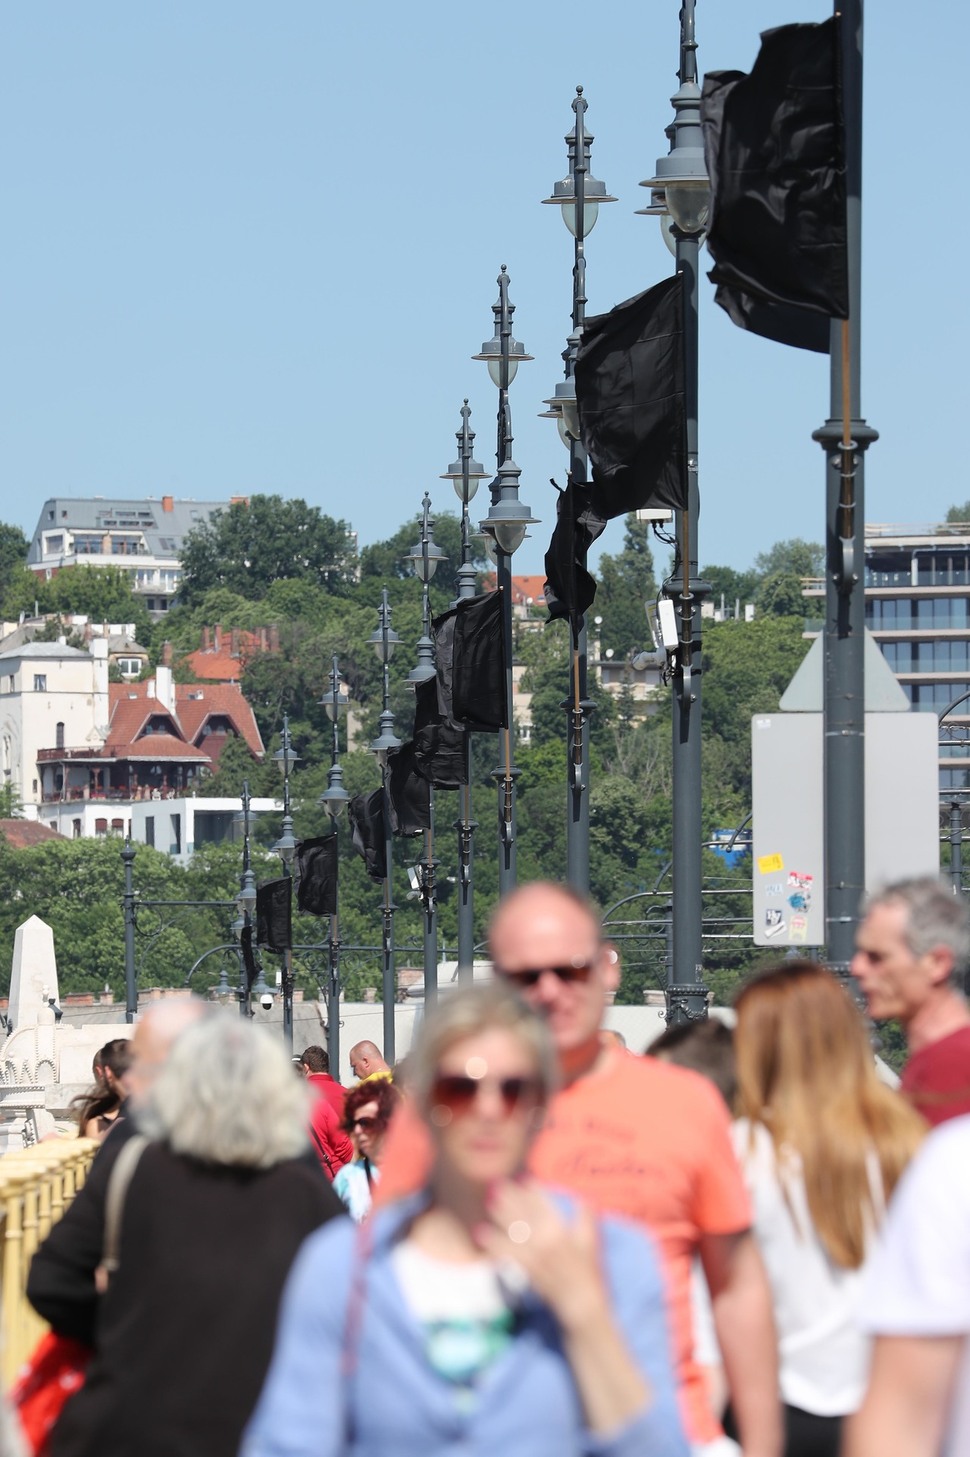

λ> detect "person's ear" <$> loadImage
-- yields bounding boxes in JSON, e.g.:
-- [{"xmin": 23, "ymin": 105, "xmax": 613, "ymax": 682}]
[{"xmin": 925, "ymin": 944, "xmax": 956, "ymax": 989}]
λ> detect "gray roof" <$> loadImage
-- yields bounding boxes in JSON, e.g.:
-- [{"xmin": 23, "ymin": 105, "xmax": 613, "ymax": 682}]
[
  {"xmin": 0, "ymin": 641, "xmax": 90, "ymax": 661},
  {"xmin": 28, "ymin": 497, "xmax": 232, "ymax": 565}
]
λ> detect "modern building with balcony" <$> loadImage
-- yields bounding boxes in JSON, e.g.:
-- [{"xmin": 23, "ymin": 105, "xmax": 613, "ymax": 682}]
[
  {"xmin": 804, "ymin": 521, "xmax": 970, "ymax": 791},
  {"xmin": 27, "ymin": 495, "xmax": 243, "ymax": 617}
]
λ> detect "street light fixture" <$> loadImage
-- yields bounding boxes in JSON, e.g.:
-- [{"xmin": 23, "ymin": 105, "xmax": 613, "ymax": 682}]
[
  {"xmin": 407, "ymin": 496, "xmax": 441, "ymax": 1008},
  {"xmin": 639, "ymin": 0, "xmax": 710, "ymax": 1026},
  {"xmin": 475, "ymin": 266, "xmax": 539, "ymax": 896},
  {"xmin": 273, "ymin": 716, "xmax": 299, "ymax": 1048},
  {"xmin": 317, "ymin": 655, "xmax": 350, "ymax": 1069},
  {"xmin": 407, "ymin": 494, "xmax": 442, "ymax": 689},
  {"xmin": 369, "ymin": 589, "xmax": 400, "ymax": 1061},
  {"xmin": 540, "ymin": 85, "xmax": 614, "ymax": 896},
  {"xmin": 442, "ymin": 402, "xmax": 482, "ymax": 983}
]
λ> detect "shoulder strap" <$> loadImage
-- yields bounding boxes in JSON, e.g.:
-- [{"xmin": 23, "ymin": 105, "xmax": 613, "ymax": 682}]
[
  {"xmin": 308, "ymin": 1123, "xmax": 335, "ymax": 1175},
  {"xmin": 96, "ymin": 1134, "xmax": 150, "ymax": 1292}
]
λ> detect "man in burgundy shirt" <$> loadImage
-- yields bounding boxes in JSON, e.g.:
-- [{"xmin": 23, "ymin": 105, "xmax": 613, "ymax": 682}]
[
  {"xmin": 852, "ymin": 878, "xmax": 970, "ymax": 1126},
  {"xmin": 299, "ymin": 1046, "xmax": 352, "ymax": 1175}
]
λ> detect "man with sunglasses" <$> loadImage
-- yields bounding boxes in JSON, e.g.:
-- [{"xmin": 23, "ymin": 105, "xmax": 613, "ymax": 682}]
[{"xmin": 379, "ymin": 882, "xmax": 780, "ymax": 1457}]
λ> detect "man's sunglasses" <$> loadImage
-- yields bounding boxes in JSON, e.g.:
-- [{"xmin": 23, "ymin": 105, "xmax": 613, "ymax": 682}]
[
  {"xmin": 496, "ymin": 957, "xmax": 597, "ymax": 990},
  {"xmin": 430, "ymin": 1073, "xmax": 544, "ymax": 1117}
]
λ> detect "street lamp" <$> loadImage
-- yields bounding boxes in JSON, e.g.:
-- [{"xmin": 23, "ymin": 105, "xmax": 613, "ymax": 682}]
[
  {"xmin": 273, "ymin": 716, "xmax": 300, "ymax": 1050},
  {"xmin": 370, "ymin": 589, "xmax": 401, "ymax": 1062},
  {"xmin": 318, "ymin": 656, "xmax": 350, "ymax": 1069},
  {"xmin": 233, "ymin": 778, "xmax": 258, "ymax": 1018},
  {"xmin": 475, "ymin": 268, "xmax": 539, "ymax": 896},
  {"xmin": 407, "ymin": 495, "xmax": 441, "ymax": 1009},
  {"xmin": 640, "ymin": 0, "xmax": 711, "ymax": 1025},
  {"xmin": 541, "ymin": 85, "xmax": 614, "ymax": 896},
  {"xmin": 441, "ymin": 401, "xmax": 484, "ymax": 982}
]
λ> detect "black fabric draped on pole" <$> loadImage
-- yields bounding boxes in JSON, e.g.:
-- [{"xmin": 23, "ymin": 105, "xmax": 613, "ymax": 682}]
[
  {"xmin": 413, "ymin": 678, "xmax": 468, "ymax": 789},
  {"xmin": 574, "ymin": 274, "xmax": 687, "ymax": 520},
  {"xmin": 433, "ymin": 592, "xmax": 507, "ymax": 733},
  {"xmin": 387, "ymin": 741, "xmax": 431, "ymax": 836},
  {"xmin": 543, "ymin": 478, "xmax": 607, "ymax": 633},
  {"xmin": 240, "ymin": 922, "xmax": 259, "ymax": 991},
  {"xmin": 295, "ymin": 835, "xmax": 338, "ymax": 917},
  {"xmin": 701, "ymin": 15, "xmax": 847, "ymax": 351},
  {"xmin": 256, "ymin": 878, "xmax": 292, "ymax": 954},
  {"xmin": 348, "ymin": 789, "xmax": 387, "ymax": 880}
]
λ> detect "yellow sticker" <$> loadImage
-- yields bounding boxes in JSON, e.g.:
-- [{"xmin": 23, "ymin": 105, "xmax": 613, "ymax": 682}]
[{"xmin": 757, "ymin": 853, "xmax": 784, "ymax": 874}]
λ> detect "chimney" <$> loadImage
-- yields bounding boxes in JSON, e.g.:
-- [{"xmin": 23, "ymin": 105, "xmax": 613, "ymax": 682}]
[
  {"xmin": 231, "ymin": 629, "xmax": 240, "ymax": 657},
  {"xmin": 269, "ymin": 625, "xmax": 280, "ymax": 653},
  {"xmin": 161, "ymin": 641, "xmax": 173, "ymax": 667},
  {"xmin": 162, "ymin": 495, "xmax": 174, "ymax": 513},
  {"xmin": 202, "ymin": 627, "xmax": 210, "ymax": 651},
  {"xmin": 214, "ymin": 624, "xmax": 222, "ymax": 653},
  {"xmin": 154, "ymin": 664, "xmax": 175, "ymax": 714},
  {"xmin": 92, "ymin": 638, "xmax": 109, "ymax": 731}
]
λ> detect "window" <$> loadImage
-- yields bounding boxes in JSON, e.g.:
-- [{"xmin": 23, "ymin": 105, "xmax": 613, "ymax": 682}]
[
  {"xmin": 145, "ymin": 816, "xmax": 155, "ymax": 848},
  {"xmin": 95, "ymin": 818, "xmax": 108, "ymax": 836},
  {"xmin": 170, "ymin": 814, "xmax": 181, "ymax": 855},
  {"xmin": 110, "ymin": 819, "xmax": 124, "ymax": 834},
  {"xmin": 72, "ymin": 819, "xmax": 82, "ymax": 839},
  {"xmin": 33, "ymin": 675, "xmax": 47, "ymax": 692},
  {"xmin": 55, "ymin": 722, "xmax": 65, "ymax": 749}
]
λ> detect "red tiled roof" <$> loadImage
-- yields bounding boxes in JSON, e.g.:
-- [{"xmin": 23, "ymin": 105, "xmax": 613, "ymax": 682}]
[
  {"xmin": 482, "ymin": 573, "xmax": 549, "ymax": 606},
  {"xmin": 105, "ymin": 682, "xmax": 264, "ymax": 759},
  {"xmin": 120, "ymin": 735, "xmax": 211, "ymax": 762},
  {"xmin": 106, "ymin": 696, "xmax": 183, "ymax": 750},
  {"xmin": 0, "ymin": 820, "xmax": 62, "ymax": 848},
  {"xmin": 183, "ymin": 648, "xmax": 245, "ymax": 682}
]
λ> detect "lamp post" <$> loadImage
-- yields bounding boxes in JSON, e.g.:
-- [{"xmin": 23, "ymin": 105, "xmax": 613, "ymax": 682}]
[
  {"xmin": 811, "ymin": 0, "xmax": 877, "ymax": 977},
  {"xmin": 369, "ymin": 589, "xmax": 401, "ymax": 1062},
  {"xmin": 474, "ymin": 267, "xmax": 539, "ymax": 896},
  {"xmin": 441, "ymin": 401, "xmax": 488, "ymax": 982},
  {"xmin": 319, "ymin": 656, "xmax": 351, "ymax": 1070},
  {"xmin": 541, "ymin": 86, "xmax": 615, "ymax": 895},
  {"xmin": 234, "ymin": 778, "xmax": 258, "ymax": 1018},
  {"xmin": 272, "ymin": 716, "xmax": 300, "ymax": 1051},
  {"xmin": 641, "ymin": 0, "xmax": 711, "ymax": 1024},
  {"xmin": 407, "ymin": 495, "xmax": 444, "ymax": 1009}
]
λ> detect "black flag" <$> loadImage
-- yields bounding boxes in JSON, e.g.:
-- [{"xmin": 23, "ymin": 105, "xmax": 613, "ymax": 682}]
[
  {"xmin": 543, "ymin": 479, "xmax": 607, "ymax": 632},
  {"xmin": 701, "ymin": 16, "xmax": 847, "ymax": 350},
  {"xmin": 452, "ymin": 591, "xmax": 506, "ymax": 732},
  {"xmin": 348, "ymin": 789, "xmax": 387, "ymax": 881},
  {"xmin": 256, "ymin": 878, "xmax": 292, "ymax": 954},
  {"xmin": 240, "ymin": 922, "xmax": 259, "ymax": 992},
  {"xmin": 296, "ymin": 835, "xmax": 338, "ymax": 917},
  {"xmin": 413, "ymin": 678, "xmax": 467, "ymax": 789},
  {"xmin": 574, "ymin": 275, "xmax": 687, "ymax": 521},
  {"xmin": 387, "ymin": 741, "xmax": 431, "ymax": 836}
]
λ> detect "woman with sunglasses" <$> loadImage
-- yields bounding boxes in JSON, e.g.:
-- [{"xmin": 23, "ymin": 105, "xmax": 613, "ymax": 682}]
[
  {"xmin": 242, "ymin": 982, "xmax": 687, "ymax": 1457},
  {"xmin": 333, "ymin": 1079, "xmax": 401, "ymax": 1222}
]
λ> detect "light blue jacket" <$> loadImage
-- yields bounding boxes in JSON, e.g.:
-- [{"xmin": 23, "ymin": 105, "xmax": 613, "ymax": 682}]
[{"xmin": 240, "ymin": 1192, "xmax": 689, "ymax": 1457}]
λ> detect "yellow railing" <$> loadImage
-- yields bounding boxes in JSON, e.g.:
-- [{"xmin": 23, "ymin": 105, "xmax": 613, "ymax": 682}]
[{"xmin": 0, "ymin": 1139, "xmax": 99, "ymax": 1386}]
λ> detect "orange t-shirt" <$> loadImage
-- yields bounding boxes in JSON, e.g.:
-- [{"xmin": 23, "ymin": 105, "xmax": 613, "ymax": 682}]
[{"xmin": 378, "ymin": 1050, "xmax": 750, "ymax": 1444}]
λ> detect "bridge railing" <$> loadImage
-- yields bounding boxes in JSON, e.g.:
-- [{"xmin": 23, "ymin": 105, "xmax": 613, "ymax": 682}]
[{"xmin": 0, "ymin": 1139, "xmax": 98, "ymax": 1385}]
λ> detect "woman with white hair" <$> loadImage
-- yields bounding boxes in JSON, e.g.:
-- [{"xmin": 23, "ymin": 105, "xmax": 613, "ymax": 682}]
[
  {"xmin": 242, "ymin": 982, "xmax": 687, "ymax": 1457},
  {"xmin": 48, "ymin": 1015, "xmax": 342, "ymax": 1457}
]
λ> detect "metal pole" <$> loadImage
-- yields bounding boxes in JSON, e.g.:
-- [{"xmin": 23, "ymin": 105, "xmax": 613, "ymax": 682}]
[
  {"xmin": 494, "ymin": 546, "xmax": 518, "ymax": 896},
  {"xmin": 664, "ymin": 3, "xmax": 709, "ymax": 1024},
  {"xmin": 381, "ymin": 763, "xmax": 396, "ymax": 1062},
  {"xmin": 812, "ymin": 0, "xmax": 877, "ymax": 977},
  {"xmin": 121, "ymin": 839, "xmax": 137, "ymax": 1023},
  {"xmin": 951, "ymin": 801, "xmax": 964, "ymax": 895}
]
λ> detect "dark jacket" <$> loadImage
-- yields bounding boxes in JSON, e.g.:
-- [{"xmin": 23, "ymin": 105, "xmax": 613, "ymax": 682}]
[{"xmin": 44, "ymin": 1141, "xmax": 342, "ymax": 1457}]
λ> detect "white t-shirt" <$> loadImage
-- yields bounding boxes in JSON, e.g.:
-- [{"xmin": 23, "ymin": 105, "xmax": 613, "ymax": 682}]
[
  {"xmin": 733, "ymin": 1119, "xmax": 875, "ymax": 1416},
  {"xmin": 392, "ymin": 1240, "xmax": 515, "ymax": 1387},
  {"xmin": 860, "ymin": 1114, "xmax": 970, "ymax": 1455}
]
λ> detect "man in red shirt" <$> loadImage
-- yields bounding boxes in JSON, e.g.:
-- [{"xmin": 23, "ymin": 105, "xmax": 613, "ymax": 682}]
[
  {"xmin": 852, "ymin": 877, "xmax": 970, "ymax": 1126},
  {"xmin": 299, "ymin": 1046, "xmax": 352, "ymax": 1177},
  {"xmin": 379, "ymin": 881, "xmax": 780, "ymax": 1456}
]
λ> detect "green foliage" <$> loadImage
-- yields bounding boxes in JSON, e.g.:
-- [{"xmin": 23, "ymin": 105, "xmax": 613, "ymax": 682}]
[
  {"xmin": 2, "ymin": 565, "xmax": 154, "ymax": 646},
  {"xmin": 755, "ymin": 571, "xmax": 808, "ymax": 619},
  {"xmin": 0, "ymin": 522, "xmax": 29, "ymax": 596},
  {"xmin": 945, "ymin": 501, "xmax": 970, "ymax": 524},
  {"xmin": 752, "ymin": 537, "xmax": 824, "ymax": 582},
  {"xmin": 178, "ymin": 496, "xmax": 357, "ymax": 607},
  {"xmin": 594, "ymin": 515, "xmax": 658, "ymax": 660}
]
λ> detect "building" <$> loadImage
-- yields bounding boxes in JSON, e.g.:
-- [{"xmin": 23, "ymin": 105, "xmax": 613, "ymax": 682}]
[
  {"xmin": 804, "ymin": 521, "xmax": 970, "ymax": 791},
  {"xmin": 0, "ymin": 638, "xmax": 273, "ymax": 861},
  {"xmin": 27, "ymin": 495, "xmax": 242, "ymax": 617}
]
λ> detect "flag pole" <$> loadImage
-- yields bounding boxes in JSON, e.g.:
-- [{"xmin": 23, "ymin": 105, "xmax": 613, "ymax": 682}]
[{"xmin": 812, "ymin": 0, "xmax": 877, "ymax": 981}]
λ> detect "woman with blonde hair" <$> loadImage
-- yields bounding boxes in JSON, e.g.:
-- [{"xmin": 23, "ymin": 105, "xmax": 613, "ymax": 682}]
[
  {"xmin": 243, "ymin": 981, "xmax": 687, "ymax": 1457},
  {"xmin": 729, "ymin": 961, "xmax": 926, "ymax": 1457}
]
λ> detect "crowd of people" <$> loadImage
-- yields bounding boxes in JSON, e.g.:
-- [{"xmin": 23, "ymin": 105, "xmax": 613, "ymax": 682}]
[{"xmin": 8, "ymin": 874, "xmax": 970, "ymax": 1456}]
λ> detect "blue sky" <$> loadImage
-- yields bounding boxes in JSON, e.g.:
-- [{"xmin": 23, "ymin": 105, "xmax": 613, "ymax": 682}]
[{"xmin": 2, "ymin": 2, "xmax": 964, "ymax": 580}]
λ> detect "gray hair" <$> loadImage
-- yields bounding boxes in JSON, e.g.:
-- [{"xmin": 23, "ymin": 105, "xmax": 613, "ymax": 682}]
[
  {"xmin": 136, "ymin": 1015, "xmax": 311, "ymax": 1169},
  {"xmin": 864, "ymin": 878, "xmax": 970, "ymax": 974},
  {"xmin": 408, "ymin": 982, "xmax": 558, "ymax": 1113}
]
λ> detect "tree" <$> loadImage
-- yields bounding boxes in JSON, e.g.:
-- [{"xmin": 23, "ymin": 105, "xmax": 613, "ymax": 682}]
[
  {"xmin": 178, "ymin": 496, "xmax": 357, "ymax": 606},
  {"xmin": 945, "ymin": 501, "xmax": 970, "ymax": 526},
  {"xmin": 753, "ymin": 537, "xmax": 824, "ymax": 583},
  {"xmin": 593, "ymin": 515, "xmax": 658, "ymax": 660},
  {"xmin": 757, "ymin": 571, "xmax": 809, "ymax": 618},
  {"xmin": 0, "ymin": 522, "xmax": 28, "ymax": 598},
  {"xmin": 702, "ymin": 563, "xmax": 759, "ymax": 615},
  {"xmin": 1, "ymin": 564, "xmax": 154, "ymax": 645}
]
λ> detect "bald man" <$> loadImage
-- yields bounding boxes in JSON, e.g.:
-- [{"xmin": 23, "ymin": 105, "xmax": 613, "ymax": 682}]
[
  {"xmin": 379, "ymin": 882, "xmax": 780, "ymax": 1457},
  {"xmin": 348, "ymin": 1040, "xmax": 391, "ymax": 1084}
]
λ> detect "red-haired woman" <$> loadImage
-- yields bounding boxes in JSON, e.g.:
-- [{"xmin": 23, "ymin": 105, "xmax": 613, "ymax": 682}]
[{"xmin": 332, "ymin": 1078, "xmax": 401, "ymax": 1221}]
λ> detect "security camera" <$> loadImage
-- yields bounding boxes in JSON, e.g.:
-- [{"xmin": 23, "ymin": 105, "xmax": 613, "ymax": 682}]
[{"xmin": 259, "ymin": 992, "xmax": 274, "ymax": 1012}]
